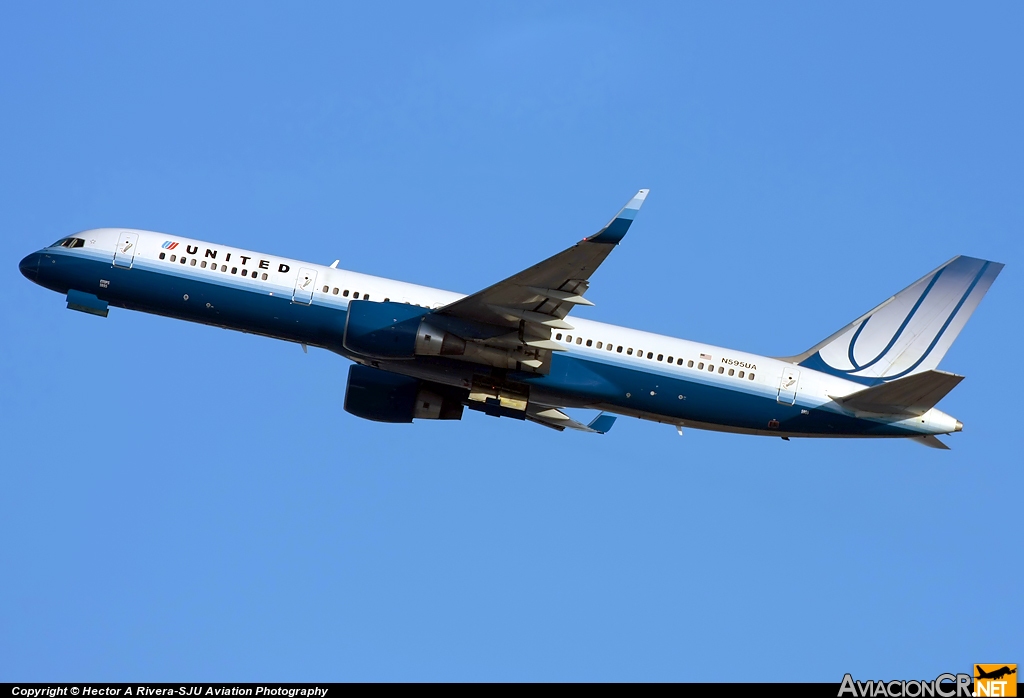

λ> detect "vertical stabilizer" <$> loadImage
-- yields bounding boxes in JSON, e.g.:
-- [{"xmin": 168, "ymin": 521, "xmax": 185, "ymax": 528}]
[{"xmin": 787, "ymin": 256, "xmax": 1003, "ymax": 383}]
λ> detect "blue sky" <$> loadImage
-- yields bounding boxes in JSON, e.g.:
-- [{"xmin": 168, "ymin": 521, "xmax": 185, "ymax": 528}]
[{"xmin": 1, "ymin": 1, "xmax": 1021, "ymax": 681}]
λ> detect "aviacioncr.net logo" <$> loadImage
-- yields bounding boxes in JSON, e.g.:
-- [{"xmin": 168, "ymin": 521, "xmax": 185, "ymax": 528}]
[{"xmin": 839, "ymin": 673, "xmax": 972, "ymax": 698}]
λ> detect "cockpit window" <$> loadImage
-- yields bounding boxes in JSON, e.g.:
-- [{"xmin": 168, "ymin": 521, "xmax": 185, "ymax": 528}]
[{"xmin": 53, "ymin": 237, "xmax": 85, "ymax": 249}]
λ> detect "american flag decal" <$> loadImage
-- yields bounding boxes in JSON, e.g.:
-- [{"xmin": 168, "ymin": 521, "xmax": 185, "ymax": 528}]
[{"xmin": 700, "ymin": 353, "xmax": 712, "ymax": 360}]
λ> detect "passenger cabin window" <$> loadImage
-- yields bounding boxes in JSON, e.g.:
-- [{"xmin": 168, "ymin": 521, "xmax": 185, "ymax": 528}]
[
  {"xmin": 190, "ymin": 259, "xmax": 196, "ymax": 266},
  {"xmin": 200, "ymin": 261, "xmax": 206, "ymax": 268},
  {"xmin": 556, "ymin": 333, "xmax": 563, "ymax": 340},
  {"xmin": 159, "ymin": 252, "xmax": 166, "ymax": 260},
  {"xmin": 180, "ymin": 257, "xmax": 186, "ymax": 264},
  {"xmin": 607, "ymin": 344, "xmax": 613, "ymax": 351},
  {"xmin": 586, "ymin": 339, "xmax": 592, "ymax": 347},
  {"xmin": 576, "ymin": 337, "xmax": 582, "ymax": 345},
  {"xmin": 261, "ymin": 273, "xmax": 268, "ymax": 280},
  {"xmin": 749, "ymin": 373, "xmax": 755, "ymax": 380},
  {"xmin": 170, "ymin": 255, "xmax": 176, "ymax": 262},
  {"xmin": 728, "ymin": 368, "xmax": 735, "ymax": 376},
  {"xmin": 353, "ymin": 292, "xmax": 360, "ymax": 299},
  {"xmin": 333, "ymin": 288, "xmax": 339, "ymax": 295},
  {"xmin": 617, "ymin": 346, "xmax": 623, "ymax": 353},
  {"xmin": 231, "ymin": 267, "xmax": 237, "ymax": 274},
  {"xmin": 698, "ymin": 362, "xmax": 704, "ymax": 370},
  {"xmin": 677, "ymin": 358, "xmax": 684, "ymax": 366},
  {"xmin": 323, "ymin": 285, "xmax": 329, "ymax": 293},
  {"xmin": 627, "ymin": 348, "xmax": 633, "ymax": 355},
  {"xmin": 739, "ymin": 371, "xmax": 745, "ymax": 378},
  {"xmin": 596, "ymin": 341, "xmax": 602, "ymax": 349},
  {"xmin": 688, "ymin": 360, "xmax": 694, "ymax": 368},
  {"xmin": 343, "ymin": 290, "xmax": 350, "ymax": 297},
  {"xmin": 647, "ymin": 352, "xmax": 653, "ymax": 359},
  {"xmin": 667, "ymin": 356, "xmax": 673, "ymax": 363},
  {"xmin": 657, "ymin": 354, "xmax": 664, "ymax": 362},
  {"xmin": 718, "ymin": 366, "xmax": 724, "ymax": 374},
  {"xmin": 708, "ymin": 364, "xmax": 714, "ymax": 372}
]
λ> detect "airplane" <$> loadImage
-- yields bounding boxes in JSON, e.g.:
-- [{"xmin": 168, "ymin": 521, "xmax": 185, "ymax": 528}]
[
  {"xmin": 976, "ymin": 666, "xmax": 1016, "ymax": 681},
  {"xmin": 19, "ymin": 190, "xmax": 1004, "ymax": 448}
]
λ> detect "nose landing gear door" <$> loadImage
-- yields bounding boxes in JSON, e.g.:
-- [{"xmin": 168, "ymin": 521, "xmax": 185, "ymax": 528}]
[
  {"xmin": 292, "ymin": 267, "xmax": 317, "ymax": 305},
  {"xmin": 113, "ymin": 232, "xmax": 139, "ymax": 269}
]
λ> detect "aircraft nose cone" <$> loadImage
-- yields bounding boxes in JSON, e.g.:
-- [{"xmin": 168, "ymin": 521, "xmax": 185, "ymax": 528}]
[
  {"xmin": 955, "ymin": 420, "xmax": 963, "ymax": 432},
  {"xmin": 19, "ymin": 253, "xmax": 38, "ymax": 281}
]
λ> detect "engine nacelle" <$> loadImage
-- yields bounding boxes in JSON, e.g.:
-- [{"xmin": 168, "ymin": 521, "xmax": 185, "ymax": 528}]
[
  {"xmin": 342, "ymin": 300, "xmax": 467, "ymax": 359},
  {"xmin": 344, "ymin": 364, "xmax": 464, "ymax": 423}
]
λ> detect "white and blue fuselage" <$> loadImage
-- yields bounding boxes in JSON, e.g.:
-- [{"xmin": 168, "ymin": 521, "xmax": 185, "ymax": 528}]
[{"xmin": 21, "ymin": 222, "xmax": 993, "ymax": 445}]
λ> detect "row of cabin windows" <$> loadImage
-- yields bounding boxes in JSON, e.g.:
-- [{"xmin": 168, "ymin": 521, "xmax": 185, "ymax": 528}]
[
  {"xmin": 321, "ymin": 285, "xmax": 370, "ymax": 301},
  {"xmin": 159, "ymin": 252, "xmax": 269, "ymax": 280},
  {"xmin": 553, "ymin": 333, "xmax": 755, "ymax": 381},
  {"xmin": 319, "ymin": 288, "xmax": 430, "ymax": 307}
]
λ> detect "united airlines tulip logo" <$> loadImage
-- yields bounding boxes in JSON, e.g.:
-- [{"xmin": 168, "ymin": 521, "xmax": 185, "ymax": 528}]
[
  {"xmin": 162, "ymin": 241, "xmax": 179, "ymax": 250},
  {"xmin": 808, "ymin": 256, "xmax": 1001, "ymax": 381}
]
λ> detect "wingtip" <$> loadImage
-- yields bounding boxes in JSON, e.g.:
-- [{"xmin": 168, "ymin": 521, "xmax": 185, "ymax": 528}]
[
  {"xmin": 586, "ymin": 190, "xmax": 649, "ymax": 244},
  {"xmin": 587, "ymin": 412, "xmax": 617, "ymax": 434},
  {"xmin": 629, "ymin": 189, "xmax": 649, "ymax": 207}
]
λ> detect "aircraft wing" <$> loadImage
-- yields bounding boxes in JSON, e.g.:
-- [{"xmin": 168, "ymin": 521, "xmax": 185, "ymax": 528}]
[{"xmin": 434, "ymin": 190, "xmax": 648, "ymax": 360}]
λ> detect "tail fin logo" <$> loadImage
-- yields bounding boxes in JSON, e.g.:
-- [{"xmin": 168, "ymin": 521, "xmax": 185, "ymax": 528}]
[
  {"xmin": 795, "ymin": 256, "xmax": 1003, "ymax": 383},
  {"xmin": 162, "ymin": 241, "xmax": 179, "ymax": 250}
]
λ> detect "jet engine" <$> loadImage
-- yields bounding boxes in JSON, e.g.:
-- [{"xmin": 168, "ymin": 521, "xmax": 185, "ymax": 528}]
[{"xmin": 344, "ymin": 364, "xmax": 464, "ymax": 423}]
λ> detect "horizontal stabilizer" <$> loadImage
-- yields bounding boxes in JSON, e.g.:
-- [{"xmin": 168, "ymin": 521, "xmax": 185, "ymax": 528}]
[
  {"xmin": 915, "ymin": 435, "xmax": 951, "ymax": 450},
  {"xmin": 836, "ymin": 369, "xmax": 963, "ymax": 416}
]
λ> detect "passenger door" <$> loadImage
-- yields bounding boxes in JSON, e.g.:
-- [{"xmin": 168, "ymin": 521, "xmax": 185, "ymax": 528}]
[
  {"xmin": 777, "ymin": 367, "xmax": 801, "ymax": 405},
  {"xmin": 292, "ymin": 267, "xmax": 317, "ymax": 305},
  {"xmin": 112, "ymin": 232, "xmax": 139, "ymax": 269}
]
